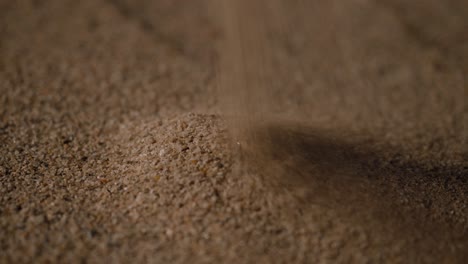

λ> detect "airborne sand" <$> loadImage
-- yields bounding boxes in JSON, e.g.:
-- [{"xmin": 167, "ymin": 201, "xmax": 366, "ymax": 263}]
[{"xmin": 1, "ymin": 0, "xmax": 467, "ymax": 263}]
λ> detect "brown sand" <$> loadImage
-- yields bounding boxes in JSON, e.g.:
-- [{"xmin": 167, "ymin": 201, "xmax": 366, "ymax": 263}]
[{"xmin": 1, "ymin": 0, "xmax": 467, "ymax": 263}]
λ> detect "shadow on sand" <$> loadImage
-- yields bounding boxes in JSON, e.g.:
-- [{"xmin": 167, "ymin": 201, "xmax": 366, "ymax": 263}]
[{"xmin": 242, "ymin": 122, "xmax": 467, "ymax": 255}]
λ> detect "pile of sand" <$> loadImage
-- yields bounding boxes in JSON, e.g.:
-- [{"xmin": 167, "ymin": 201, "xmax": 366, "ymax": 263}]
[{"xmin": 1, "ymin": 0, "xmax": 467, "ymax": 263}]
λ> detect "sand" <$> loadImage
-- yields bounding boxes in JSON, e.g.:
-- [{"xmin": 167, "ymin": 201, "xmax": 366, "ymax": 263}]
[{"xmin": 1, "ymin": 0, "xmax": 467, "ymax": 263}]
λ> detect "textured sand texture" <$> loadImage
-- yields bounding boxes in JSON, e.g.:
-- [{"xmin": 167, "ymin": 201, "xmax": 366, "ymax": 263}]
[{"xmin": 1, "ymin": 0, "xmax": 467, "ymax": 263}]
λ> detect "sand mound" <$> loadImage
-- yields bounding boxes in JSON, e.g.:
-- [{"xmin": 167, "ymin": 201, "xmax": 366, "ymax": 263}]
[{"xmin": 1, "ymin": 0, "xmax": 467, "ymax": 262}]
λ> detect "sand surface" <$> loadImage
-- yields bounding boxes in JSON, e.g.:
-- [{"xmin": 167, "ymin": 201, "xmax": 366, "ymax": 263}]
[{"xmin": 1, "ymin": 0, "xmax": 467, "ymax": 263}]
